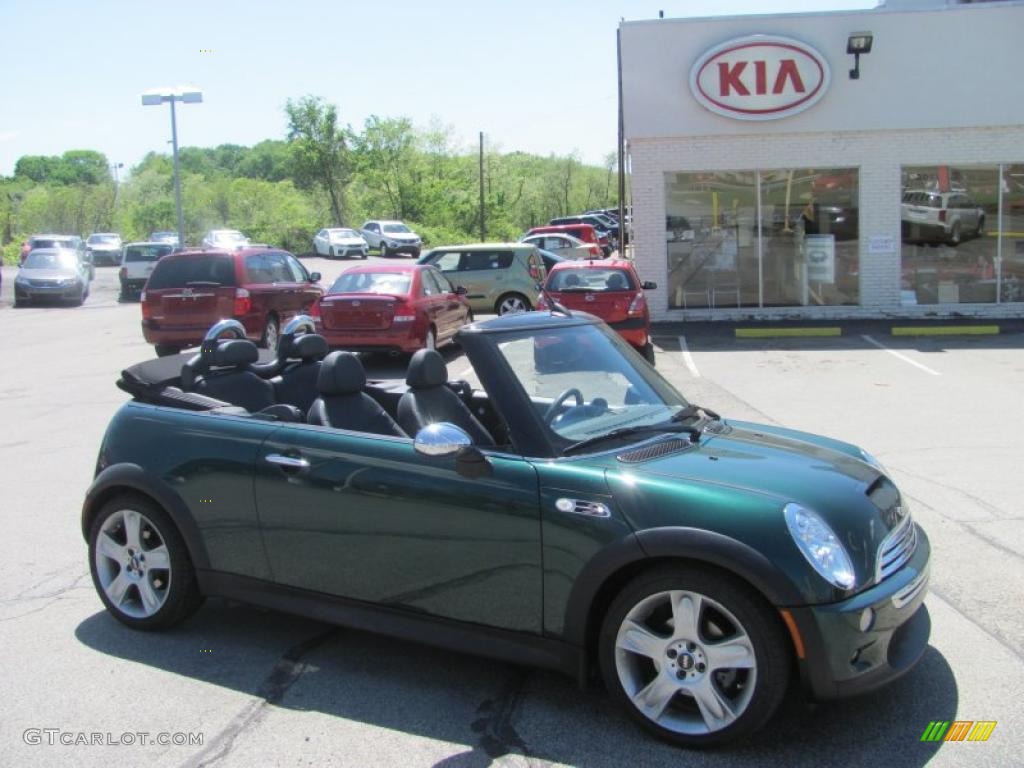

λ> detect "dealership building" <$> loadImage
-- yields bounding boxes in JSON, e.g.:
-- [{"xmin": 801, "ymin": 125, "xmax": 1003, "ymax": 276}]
[{"xmin": 620, "ymin": 0, "xmax": 1024, "ymax": 321}]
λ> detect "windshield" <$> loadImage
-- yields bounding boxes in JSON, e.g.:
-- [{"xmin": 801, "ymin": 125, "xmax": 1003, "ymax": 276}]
[
  {"xmin": 125, "ymin": 244, "xmax": 172, "ymax": 262},
  {"xmin": 212, "ymin": 231, "xmax": 246, "ymax": 241},
  {"xmin": 147, "ymin": 255, "xmax": 236, "ymax": 288},
  {"xmin": 24, "ymin": 250, "xmax": 80, "ymax": 270},
  {"xmin": 330, "ymin": 271, "xmax": 411, "ymax": 295},
  {"xmin": 88, "ymin": 234, "xmax": 120, "ymax": 244},
  {"xmin": 382, "ymin": 223, "xmax": 410, "ymax": 234},
  {"xmin": 548, "ymin": 268, "xmax": 635, "ymax": 292},
  {"xmin": 494, "ymin": 324, "xmax": 689, "ymax": 446},
  {"xmin": 330, "ymin": 229, "xmax": 359, "ymax": 238}
]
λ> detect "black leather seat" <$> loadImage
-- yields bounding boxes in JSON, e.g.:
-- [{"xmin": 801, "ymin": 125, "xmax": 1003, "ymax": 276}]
[
  {"xmin": 193, "ymin": 339, "xmax": 276, "ymax": 413},
  {"xmin": 397, "ymin": 350, "xmax": 493, "ymax": 445},
  {"xmin": 273, "ymin": 334, "xmax": 329, "ymax": 415},
  {"xmin": 307, "ymin": 351, "xmax": 407, "ymax": 437}
]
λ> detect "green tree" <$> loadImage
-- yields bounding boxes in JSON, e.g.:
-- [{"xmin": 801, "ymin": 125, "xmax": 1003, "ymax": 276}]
[{"xmin": 285, "ymin": 95, "xmax": 352, "ymax": 226}]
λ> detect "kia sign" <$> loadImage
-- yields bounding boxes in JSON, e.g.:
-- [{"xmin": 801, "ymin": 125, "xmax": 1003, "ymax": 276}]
[{"xmin": 690, "ymin": 35, "xmax": 830, "ymax": 121}]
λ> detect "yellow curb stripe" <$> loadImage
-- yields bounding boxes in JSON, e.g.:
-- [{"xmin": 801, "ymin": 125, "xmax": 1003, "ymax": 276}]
[
  {"xmin": 891, "ymin": 326, "xmax": 999, "ymax": 336},
  {"xmin": 735, "ymin": 327, "xmax": 841, "ymax": 338}
]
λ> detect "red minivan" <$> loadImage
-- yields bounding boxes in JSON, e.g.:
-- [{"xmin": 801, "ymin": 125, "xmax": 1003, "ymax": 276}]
[
  {"xmin": 537, "ymin": 259, "xmax": 657, "ymax": 364},
  {"xmin": 313, "ymin": 263, "xmax": 472, "ymax": 354},
  {"xmin": 140, "ymin": 248, "xmax": 323, "ymax": 356}
]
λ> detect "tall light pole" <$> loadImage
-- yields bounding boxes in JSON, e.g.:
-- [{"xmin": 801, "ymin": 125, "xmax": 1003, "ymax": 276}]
[{"xmin": 141, "ymin": 86, "xmax": 202, "ymax": 248}]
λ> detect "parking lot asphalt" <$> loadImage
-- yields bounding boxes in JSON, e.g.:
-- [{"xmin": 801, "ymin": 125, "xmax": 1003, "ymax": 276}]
[{"xmin": 0, "ymin": 257, "xmax": 1022, "ymax": 767}]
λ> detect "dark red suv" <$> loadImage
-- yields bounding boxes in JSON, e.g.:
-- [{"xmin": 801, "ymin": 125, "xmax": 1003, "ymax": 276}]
[{"xmin": 141, "ymin": 248, "xmax": 323, "ymax": 356}]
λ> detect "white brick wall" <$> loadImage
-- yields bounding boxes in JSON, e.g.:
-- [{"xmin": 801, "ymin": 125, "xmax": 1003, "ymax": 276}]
[{"xmin": 629, "ymin": 125, "xmax": 1024, "ymax": 321}]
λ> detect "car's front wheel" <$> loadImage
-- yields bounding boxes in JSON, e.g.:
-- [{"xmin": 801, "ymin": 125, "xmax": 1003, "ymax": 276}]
[
  {"xmin": 381, "ymin": 243, "xmax": 390, "ymax": 257},
  {"xmin": 88, "ymin": 494, "xmax": 204, "ymax": 630},
  {"xmin": 599, "ymin": 564, "xmax": 790, "ymax": 747}
]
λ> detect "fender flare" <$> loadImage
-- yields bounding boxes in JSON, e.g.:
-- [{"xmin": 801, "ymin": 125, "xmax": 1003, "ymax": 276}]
[
  {"xmin": 80, "ymin": 463, "xmax": 211, "ymax": 571},
  {"xmin": 562, "ymin": 527, "xmax": 803, "ymax": 650}
]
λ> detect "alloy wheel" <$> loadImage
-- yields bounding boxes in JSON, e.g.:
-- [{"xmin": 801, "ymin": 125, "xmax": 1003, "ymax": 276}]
[
  {"xmin": 614, "ymin": 589, "xmax": 757, "ymax": 736},
  {"xmin": 498, "ymin": 295, "xmax": 528, "ymax": 315},
  {"xmin": 94, "ymin": 509, "xmax": 172, "ymax": 619}
]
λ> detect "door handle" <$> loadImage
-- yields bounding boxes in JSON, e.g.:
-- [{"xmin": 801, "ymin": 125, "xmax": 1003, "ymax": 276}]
[{"xmin": 265, "ymin": 453, "xmax": 310, "ymax": 470}]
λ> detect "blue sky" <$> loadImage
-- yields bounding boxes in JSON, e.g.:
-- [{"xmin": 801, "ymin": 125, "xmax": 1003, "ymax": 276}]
[{"xmin": 0, "ymin": 0, "xmax": 876, "ymax": 176}]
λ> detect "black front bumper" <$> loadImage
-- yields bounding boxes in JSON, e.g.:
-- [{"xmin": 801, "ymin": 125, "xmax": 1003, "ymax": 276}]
[
  {"xmin": 790, "ymin": 524, "xmax": 931, "ymax": 700},
  {"xmin": 383, "ymin": 243, "xmax": 420, "ymax": 257}
]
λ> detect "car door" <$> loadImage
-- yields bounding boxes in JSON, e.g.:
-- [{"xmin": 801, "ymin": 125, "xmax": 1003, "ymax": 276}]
[
  {"xmin": 253, "ymin": 425, "xmax": 543, "ymax": 632},
  {"xmin": 361, "ymin": 222, "xmax": 381, "ymax": 248},
  {"xmin": 417, "ymin": 268, "xmax": 446, "ymax": 340},
  {"xmin": 428, "ymin": 268, "xmax": 466, "ymax": 342},
  {"xmin": 283, "ymin": 252, "xmax": 322, "ymax": 314}
]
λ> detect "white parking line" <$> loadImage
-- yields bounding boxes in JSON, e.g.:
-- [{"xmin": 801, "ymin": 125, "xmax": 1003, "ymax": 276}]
[
  {"xmin": 678, "ymin": 335, "xmax": 701, "ymax": 378},
  {"xmin": 861, "ymin": 334, "xmax": 941, "ymax": 376}
]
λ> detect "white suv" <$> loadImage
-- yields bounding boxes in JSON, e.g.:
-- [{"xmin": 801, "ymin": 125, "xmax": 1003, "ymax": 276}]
[
  {"xmin": 901, "ymin": 190, "xmax": 985, "ymax": 246},
  {"xmin": 359, "ymin": 220, "xmax": 422, "ymax": 258},
  {"xmin": 201, "ymin": 229, "xmax": 251, "ymax": 250}
]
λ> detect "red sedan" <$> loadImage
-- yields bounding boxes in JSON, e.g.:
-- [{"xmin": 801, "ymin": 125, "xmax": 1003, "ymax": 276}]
[
  {"xmin": 538, "ymin": 259, "xmax": 658, "ymax": 364},
  {"xmin": 313, "ymin": 264, "xmax": 472, "ymax": 354}
]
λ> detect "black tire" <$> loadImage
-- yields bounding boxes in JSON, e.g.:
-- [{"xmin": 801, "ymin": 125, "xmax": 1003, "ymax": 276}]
[
  {"xmin": 88, "ymin": 493, "xmax": 204, "ymax": 630},
  {"xmin": 154, "ymin": 344, "xmax": 181, "ymax": 357},
  {"xmin": 381, "ymin": 243, "xmax": 390, "ymax": 258},
  {"xmin": 642, "ymin": 342, "xmax": 656, "ymax": 366},
  {"xmin": 598, "ymin": 564, "xmax": 790, "ymax": 747},
  {"xmin": 976, "ymin": 215, "xmax": 985, "ymax": 238},
  {"xmin": 14, "ymin": 297, "xmax": 26, "ymax": 308},
  {"xmin": 261, "ymin": 314, "xmax": 280, "ymax": 351},
  {"xmin": 495, "ymin": 292, "xmax": 531, "ymax": 315}
]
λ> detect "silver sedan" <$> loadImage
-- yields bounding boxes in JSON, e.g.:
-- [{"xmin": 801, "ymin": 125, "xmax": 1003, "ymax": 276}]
[{"xmin": 14, "ymin": 248, "xmax": 91, "ymax": 307}]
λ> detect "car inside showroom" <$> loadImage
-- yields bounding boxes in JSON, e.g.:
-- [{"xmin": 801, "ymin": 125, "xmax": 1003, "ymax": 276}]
[{"xmin": 620, "ymin": 0, "xmax": 1024, "ymax": 321}]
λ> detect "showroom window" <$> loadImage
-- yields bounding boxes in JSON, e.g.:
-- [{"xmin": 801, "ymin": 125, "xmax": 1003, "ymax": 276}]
[
  {"xmin": 900, "ymin": 164, "xmax": 1023, "ymax": 305},
  {"xmin": 666, "ymin": 169, "xmax": 859, "ymax": 309}
]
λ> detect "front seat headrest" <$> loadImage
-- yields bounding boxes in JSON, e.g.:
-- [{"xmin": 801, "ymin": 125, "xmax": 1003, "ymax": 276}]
[
  {"xmin": 406, "ymin": 349, "xmax": 448, "ymax": 389},
  {"xmin": 212, "ymin": 339, "xmax": 259, "ymax": 368},
  {"xmin": 317, "ymin": 351, "xmax": 366, "ymax": 395},
  {"xmin": 292, "ymin": 333, "xmax": 329, "ymax": 361}
]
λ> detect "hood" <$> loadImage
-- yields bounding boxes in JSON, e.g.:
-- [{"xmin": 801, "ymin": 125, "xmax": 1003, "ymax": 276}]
[
  {"xmin": 89, "ymin": 243, "xmax": 120, "ymax": 251},
  {"xmin": 384, "ymin": 232, "xmax": 419, "ymax": 241},
  {"xmin": 602, "ymin": 420, "xmax": 904, "ymax": 598},
  {"xmin": 19, "ymin": 268, "xmax": 80, "ymax": 280}
]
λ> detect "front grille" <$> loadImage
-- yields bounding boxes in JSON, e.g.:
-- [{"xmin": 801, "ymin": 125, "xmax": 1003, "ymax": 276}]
[
  {"xmin": 617, "ymin": 437, "xmax": 693, "ymax": 463},
  {"xmin": 876, "ymin": 512, "xmax": 916, "ymax": 582},
  {"xmin": 891, "ymin": 568, "xmax": 928, "ymax": 609}
]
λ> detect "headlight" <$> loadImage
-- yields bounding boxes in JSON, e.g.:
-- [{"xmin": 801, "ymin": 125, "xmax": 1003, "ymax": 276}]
[
  {"xmin": 15, "ymin": 275, "xmax": 28, "ymax": 285},
  {"xmin": 784, "ymin": 503, "xmax": 856, "ymax": 589}
]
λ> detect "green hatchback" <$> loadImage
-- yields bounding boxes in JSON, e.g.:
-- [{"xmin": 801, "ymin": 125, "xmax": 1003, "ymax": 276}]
[
  {"xmin": 419, "ymin": 243, "xmax": 546, "ymax": 315},
  {"xmin": 83, "ymin": 312, "xmax": 930, "ymax": 747}
]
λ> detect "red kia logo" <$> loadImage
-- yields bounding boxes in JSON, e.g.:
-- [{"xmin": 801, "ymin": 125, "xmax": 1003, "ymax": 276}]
[{"xmin": 690, "ymin": 35, "xmax": 830, "ymax": 120}]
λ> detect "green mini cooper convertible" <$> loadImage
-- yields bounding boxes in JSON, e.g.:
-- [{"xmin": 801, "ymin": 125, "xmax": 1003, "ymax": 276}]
[{"xmin": 83, "ymin": 311, "xmax": 930, "ymax": 747}]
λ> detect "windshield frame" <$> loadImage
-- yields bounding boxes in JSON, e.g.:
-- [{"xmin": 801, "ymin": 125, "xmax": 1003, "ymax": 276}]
[{"xmin": 473, "ymin": 320, "xmax": 691, "ymax": 459}]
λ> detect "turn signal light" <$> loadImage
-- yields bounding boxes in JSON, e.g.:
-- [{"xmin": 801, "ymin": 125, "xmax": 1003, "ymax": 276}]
[
  {"xmin": 233, "ymin": 288, "xmax": 252, "ymax": 316},
  {"xmin": 309, "ymin": 299, "xmax": 321, "ymax": 319},
  {"xmin": 938, "ymin": 210, "xmax": 947, "ymax": 223}
]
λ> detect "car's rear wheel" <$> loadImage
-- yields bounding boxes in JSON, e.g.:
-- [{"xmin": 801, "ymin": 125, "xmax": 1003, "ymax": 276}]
[
  {"xmin": 496, "ymin": 293, "xmax": 531, "ymax": 315},
  {"xmin": 154, "ymin": 345, "xmax": 180, "ymax": 357},
  {"xmin": 261, "ymin": 314, "xmax": 280, "ymax": 351},
  {"xmin": 976, "ymin": 215, "xmax": 986, "ymax": 237},
  {"xmin": 88, "ymin": 494, "xmax": 204, "ymax": 630},
  {"xmin": 598, "ymin": 564, "xmax": 789, "ymax": 747}
]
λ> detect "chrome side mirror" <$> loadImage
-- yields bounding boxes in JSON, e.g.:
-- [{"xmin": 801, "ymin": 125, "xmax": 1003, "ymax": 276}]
[{"xmin": 414, "ymin": 422, "xmax": 472, "ymax": 458}]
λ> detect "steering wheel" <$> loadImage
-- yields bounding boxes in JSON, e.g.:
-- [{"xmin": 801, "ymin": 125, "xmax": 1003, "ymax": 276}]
[{"xmin": 544, "ymin": 388, "xmax": 584, "ymax": 424}]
